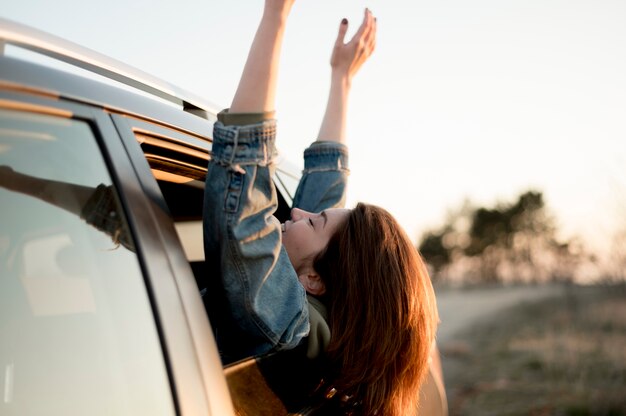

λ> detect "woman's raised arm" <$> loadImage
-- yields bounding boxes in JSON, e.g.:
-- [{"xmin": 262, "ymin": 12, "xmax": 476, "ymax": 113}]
[
  {"xmin": 317, "ymin": 9, "xmax": 377, "ymax": 143},
  {"xmin": 292, "ymin": 9, "xmax": 376, "ymax": 213},
  {"xmin": 229, "ymin": 0, "xmax": 295, "ymax": 114},
  {"xmin": 203, "ymin": 0, "xmax": 311, "ymax": 361}
]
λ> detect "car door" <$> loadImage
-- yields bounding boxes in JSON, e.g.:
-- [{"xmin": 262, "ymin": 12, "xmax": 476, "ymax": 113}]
[{"xmin": 0, "ymin": 90, "xmax": 233, "ymax": 416}]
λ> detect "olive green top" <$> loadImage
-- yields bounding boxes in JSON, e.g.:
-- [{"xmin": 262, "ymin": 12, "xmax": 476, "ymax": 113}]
[
  {"xmin": 306, "ymin": 295, "xmax": 331, "ymax": 359},
  {"xmin": 218, "ymin": 109, "xmax": 275, "ymax": 126}
]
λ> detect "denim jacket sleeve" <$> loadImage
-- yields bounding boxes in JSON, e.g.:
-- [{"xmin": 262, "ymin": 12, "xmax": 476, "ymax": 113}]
[
  {"xmin": 203, "ymin": 119, "xmax": 309, "ymax": 357},
  {"xmin": 293, "ymin": 141, "xmax": 350, "ymax": 212},
  {"xmin": 203, "ymin": 119, "xmax": 350, "ymax": 359}
]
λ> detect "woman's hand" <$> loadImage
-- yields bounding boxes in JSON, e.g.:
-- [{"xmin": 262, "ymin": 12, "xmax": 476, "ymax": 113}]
[
  {"xmin": 315, "ymin": 9, "xmax": 377, "ymax": 143},
  {"xmin": 330, "ymin": 8, "xmax": 377, "ymax": 84}
]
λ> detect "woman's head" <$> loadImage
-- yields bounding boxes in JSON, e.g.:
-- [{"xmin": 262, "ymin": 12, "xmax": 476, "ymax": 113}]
[
  {"xmin": 313, "ymin": 202, "xmax": 439, "ymax": 415},
  {"xmin": 281, "ymin": 207, "xmax": 350, "ymax": 295}
]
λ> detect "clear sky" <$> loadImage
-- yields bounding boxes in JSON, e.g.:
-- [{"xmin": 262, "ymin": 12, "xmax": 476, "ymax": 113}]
[{"xmin": 2, "ymin": 0, "xmax": 625, "ymax": 256}]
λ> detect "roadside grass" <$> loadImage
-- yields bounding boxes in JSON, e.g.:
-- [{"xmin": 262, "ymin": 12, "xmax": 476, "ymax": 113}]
[{"xmin": 442, "ymin": 284, "xmax": 626, "ymax": 416}]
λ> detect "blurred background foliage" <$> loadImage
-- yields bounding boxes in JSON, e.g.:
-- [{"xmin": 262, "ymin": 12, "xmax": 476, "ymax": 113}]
[
  {"xmin": 418, "ymin": 190, "xmax": 625, "ymax": 285},
  {"xmin": 425, "ymin": 191, "xmax": 626, "ymax": 415}
]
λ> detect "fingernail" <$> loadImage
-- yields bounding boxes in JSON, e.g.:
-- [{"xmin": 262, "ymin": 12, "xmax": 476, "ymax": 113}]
[{"xmin": 342, "ymin": 18, "xmax": 348, "ymax": 25}]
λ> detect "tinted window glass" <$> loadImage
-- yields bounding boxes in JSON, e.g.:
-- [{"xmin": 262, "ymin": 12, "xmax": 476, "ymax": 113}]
[{"xmin": 0, "ymin": 109, "xmax": 174, "ymax": 415}]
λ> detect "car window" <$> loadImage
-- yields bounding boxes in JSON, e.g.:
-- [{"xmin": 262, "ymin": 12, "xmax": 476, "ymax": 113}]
[{"xmin": 0, "ymin": 109, "xmax": 175, "ymax": 416}]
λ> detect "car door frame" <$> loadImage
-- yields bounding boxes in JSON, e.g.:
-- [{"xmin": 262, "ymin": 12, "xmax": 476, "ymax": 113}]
[
  {"xmin": 110, "ymin": 112, "xmax": 236, "ymax": 416},
  {"xmin": 0, "ymin": 89, "xmax": 235, "ymax": 416}
]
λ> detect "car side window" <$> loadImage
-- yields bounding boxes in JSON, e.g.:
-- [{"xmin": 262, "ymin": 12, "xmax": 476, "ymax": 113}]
[{"xmin": 0, "ymin": 109, "xmax": 175, "ymax": 416}]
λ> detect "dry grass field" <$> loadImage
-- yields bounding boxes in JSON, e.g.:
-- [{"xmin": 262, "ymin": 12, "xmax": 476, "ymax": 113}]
[{"xmin": 441, "ymin": 284, "xmax": 626, "ymax": 416}]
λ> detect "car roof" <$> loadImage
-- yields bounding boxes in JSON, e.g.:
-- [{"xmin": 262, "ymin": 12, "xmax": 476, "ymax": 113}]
[
  {"xmin": 0, "ymin": 18, "xmax": 220, "ymax": 138},
  {"xmin": 0, "ymin": 17, "xmax": 301, "ymax": 203}
]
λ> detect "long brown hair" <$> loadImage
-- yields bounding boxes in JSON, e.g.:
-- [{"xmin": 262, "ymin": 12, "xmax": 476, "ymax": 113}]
[{"xmin": 314, "ymin": 203, "xmax": 439, "ymax": 415}]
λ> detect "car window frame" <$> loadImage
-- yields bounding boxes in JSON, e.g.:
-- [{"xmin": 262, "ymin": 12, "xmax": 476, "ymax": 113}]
[
  {"xmin": 110, "ymin": 113, "xmax": 234, "ymax": 416},
  {"xmin": 0, "ymin": 89, "xmax": 234, "ymax": 416}
]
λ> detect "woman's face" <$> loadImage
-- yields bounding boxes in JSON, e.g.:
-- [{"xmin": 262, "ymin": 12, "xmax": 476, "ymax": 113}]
[{"xmin": 281, "ymin": 207, "xmax": 350, "ymax": 275}]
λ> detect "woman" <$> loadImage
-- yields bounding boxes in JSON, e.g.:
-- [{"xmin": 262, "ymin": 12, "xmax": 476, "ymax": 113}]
[{"xmin": 203, "ymin": 1, "xmax": 439, "ymax": 414}]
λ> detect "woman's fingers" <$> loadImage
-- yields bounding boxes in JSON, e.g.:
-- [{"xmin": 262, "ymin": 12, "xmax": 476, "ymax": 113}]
[
  {"xmin": 335, "ymin": 18, "xmax": 349, "ymax": 47},
  {"xmin": 330, "ymin": 9, "xmax": 377, "ymax": 79},
  {"xmin": 350, "ymin": 9, "xmax": 376, "ymax": 60},
  {"xmin": 363, "ymin": 15, "xmax": 377, "ymax": 56},
  {"xmin": 351, "ymin": 10, "xmax": 376, "ymax": 64},
  {"xmin": 352, "ymin": 8, "xmax": 371, "ymax": 42}
]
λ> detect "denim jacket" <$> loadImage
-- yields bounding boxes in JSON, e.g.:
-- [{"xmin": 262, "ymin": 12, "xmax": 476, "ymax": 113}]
[{"xmin": 203, "ymin": 118, "xmax": 349, "ymax": 361}]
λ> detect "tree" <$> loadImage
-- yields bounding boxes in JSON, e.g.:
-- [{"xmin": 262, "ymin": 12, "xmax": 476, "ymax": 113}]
[
  {"xmin": 419, "ymin": 231, "xmax": 450, "ymax": 276},
  {"xmin": 419, "ymin": 191, "xmax": 581, "ymax": 284}
]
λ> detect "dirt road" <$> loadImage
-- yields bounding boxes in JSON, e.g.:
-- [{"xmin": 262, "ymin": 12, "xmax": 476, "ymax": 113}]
[
  {"xmin": 434, "ymin": 284, "xmax": 566, "ymax": 409},
  {"xmin": 435, "ymin": 284, "xmax": 565, "ymax": 346}
]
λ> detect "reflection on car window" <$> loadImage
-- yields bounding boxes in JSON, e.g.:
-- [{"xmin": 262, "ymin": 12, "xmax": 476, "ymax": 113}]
[{"xmin": 0, "ymin": 109, "xmax": 174, "ymax": 416}]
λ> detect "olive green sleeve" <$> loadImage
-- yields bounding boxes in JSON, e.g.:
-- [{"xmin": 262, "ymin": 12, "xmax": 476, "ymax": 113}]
[{"xmin": 217, "ymin": 109, "xmax": 276, "ymax": 126}]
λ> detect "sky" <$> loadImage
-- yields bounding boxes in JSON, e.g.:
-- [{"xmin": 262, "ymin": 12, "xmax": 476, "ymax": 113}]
[{"xmin": 2, "ymin": 0, "xmax": 625, "ymax": 256}]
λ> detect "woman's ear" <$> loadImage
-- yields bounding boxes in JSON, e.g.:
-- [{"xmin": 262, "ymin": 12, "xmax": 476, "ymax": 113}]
[{"xmin": 298, "ymin": 273, "xmax": 326, "ymax": 296}]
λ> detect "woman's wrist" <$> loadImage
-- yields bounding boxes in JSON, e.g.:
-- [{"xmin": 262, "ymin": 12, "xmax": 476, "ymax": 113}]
[
  {"xmin": 263, "ymin": 0, "xmax": 293, "ymax": 22},
  {"xmin": 261, "ymin": 10, "xmax": 289, "ymax": 26},
  {"xmin": 330, "ymin": 70, "xmax": 352, "ymax": 91}
]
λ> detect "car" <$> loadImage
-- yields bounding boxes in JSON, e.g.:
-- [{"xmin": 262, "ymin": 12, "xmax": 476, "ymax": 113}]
[{"xmin": 0, "ymin": 18, "xmax": 447, "ymax": 415}]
